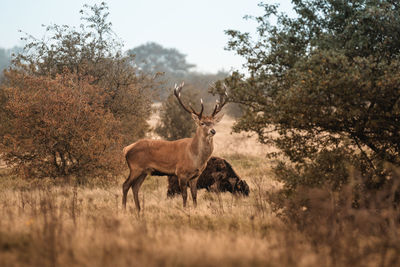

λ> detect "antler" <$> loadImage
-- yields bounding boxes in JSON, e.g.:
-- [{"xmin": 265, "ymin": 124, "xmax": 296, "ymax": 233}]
[
  {"xmin": 174, "ymin": 82, "xmax": 204, "ymax": 119},
  {"xmin": 211, "ymin": 83, "xmax": 229, "ymax": 117}
]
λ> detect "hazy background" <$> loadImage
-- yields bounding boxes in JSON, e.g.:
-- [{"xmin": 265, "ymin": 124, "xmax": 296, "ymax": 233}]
[{"xmin": 0, "ymin": 0, "xmax": 294, "ymax": 73}]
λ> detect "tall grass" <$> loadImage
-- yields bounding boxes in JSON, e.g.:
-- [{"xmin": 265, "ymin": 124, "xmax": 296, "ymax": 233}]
[
  {"xmin": 1, "ymin": 116, "xmax": 399, "ymax": 266},
  {"xmin": 0, "ymin": 156, "xmax": 313, "ymax": 267},
  {"xmin": 2, "ymin": 160, "xmax": 398, "ymax": 266}
]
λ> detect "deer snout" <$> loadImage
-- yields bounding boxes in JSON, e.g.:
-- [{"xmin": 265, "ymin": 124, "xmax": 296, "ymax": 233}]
[{"xmin": 210, "ymin": 129, "xmax": 216, "ymax": 135}]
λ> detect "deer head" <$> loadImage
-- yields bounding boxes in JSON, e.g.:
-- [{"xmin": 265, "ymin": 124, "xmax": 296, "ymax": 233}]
[{"xmin": 174, "ymin": 82, "xmax": 228, "ymax": 137}]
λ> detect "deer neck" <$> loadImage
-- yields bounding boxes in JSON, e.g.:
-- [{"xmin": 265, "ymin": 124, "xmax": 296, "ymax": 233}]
[{"xmin": 190, "ymin": 127, "xmax": 213, "ymax": 165}]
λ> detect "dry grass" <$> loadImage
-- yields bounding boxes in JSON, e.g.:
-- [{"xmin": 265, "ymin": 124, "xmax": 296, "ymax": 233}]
[
  {"xmin": 1, "ymin": 114, "xmax": 398, "ymax": 266},
  {"xmin": 0, "ymin": 169, "xmax": 300, "ymax": 267},
  {"xmin": 0, "ymin": 114, "xmax": 293, "ymax": 267}
]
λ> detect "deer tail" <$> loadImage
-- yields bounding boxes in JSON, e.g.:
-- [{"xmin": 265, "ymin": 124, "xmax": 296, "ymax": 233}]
[{"xmin": 123, "ymin": 143, "xmax": 135, "ymax": 157}]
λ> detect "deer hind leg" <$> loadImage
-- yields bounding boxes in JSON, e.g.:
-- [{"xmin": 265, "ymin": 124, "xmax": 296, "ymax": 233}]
[
  {"xmin": 131, "ymin": 173, "xmax": 147, "ymax": 212},
  {"xmin": 122, "ymin": 168, "xmax": 145, "ymax": 210},
  {"xmin": 189, "ymin": 178, "xmax": 199, "ymax": 208}
]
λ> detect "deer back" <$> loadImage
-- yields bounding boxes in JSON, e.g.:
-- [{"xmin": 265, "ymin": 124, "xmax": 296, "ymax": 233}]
[{"xmin": 124, "ymin": 138, "xmax": 195, "ymax": 175}]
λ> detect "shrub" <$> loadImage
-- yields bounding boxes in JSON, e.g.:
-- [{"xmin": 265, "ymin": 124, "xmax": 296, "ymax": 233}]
[
  {"xmin": 11, "ymin": 2, "xmax": 154, "ymax": 145},
  {"xmin": 222, "ymin": 0, "xmax": 400, "ymax": 194},
  {"xmin": 0, "ymin": 3, "xmax": 155, "ymax": 178},
  {"xmin": 269, "ymin": 166, "xmax": 400, "ymax": 266},
  {"xmin": 155, "ymin": 89, "xmax": 197, "ymax": 140},
  {"xmin": 0, "ymin": 71, "xmax": 123, "ymax": 178}
]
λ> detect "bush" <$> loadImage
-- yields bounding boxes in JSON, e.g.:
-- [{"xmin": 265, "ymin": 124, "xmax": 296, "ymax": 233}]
[
  {"xmin": 0, "ymin": 3, "xmax": 155, "ymax": 178},
  {"xmin": 11, "ymin": 2, "xmax": 154, "ymax": 145},
  {"xmin": 222, "ymin": 0, "xmax": 400, "ymax": 195},
  {"xmin": 155, "ymin": 89, "xmax": 197, "ymax": 140},
  {"xmin": 0, "ymin": 71, "xmax": 123, "ymax": 178},
  {"xmin": 223, "ymin": 2, "xmax": 400, "ymax": 263},
  {"xmin": 269, "ymin": 166, "xmax": 400, "ymax": 266}
]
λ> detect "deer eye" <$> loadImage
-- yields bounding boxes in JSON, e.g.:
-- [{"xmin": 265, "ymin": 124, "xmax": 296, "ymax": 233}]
[{"xmin": 200, "ymin": 122, "xmax": 205, "ymax": 126}]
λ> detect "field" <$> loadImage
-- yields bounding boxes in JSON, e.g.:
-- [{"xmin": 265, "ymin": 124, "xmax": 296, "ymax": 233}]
[{"xmin": 0, "ymin": 116, "xmax": 397, "ymax": 267}]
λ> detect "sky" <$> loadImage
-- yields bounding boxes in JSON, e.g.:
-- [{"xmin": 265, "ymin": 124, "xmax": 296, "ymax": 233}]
[{"xmin": 0, "ymin": 0, "xmax": 295, "ymax": 73}]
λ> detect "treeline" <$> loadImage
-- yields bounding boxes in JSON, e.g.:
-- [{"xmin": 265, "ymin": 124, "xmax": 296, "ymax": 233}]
[{"xmin": 0, "ymin": 44, "xmax": 228, "ymax": 105}]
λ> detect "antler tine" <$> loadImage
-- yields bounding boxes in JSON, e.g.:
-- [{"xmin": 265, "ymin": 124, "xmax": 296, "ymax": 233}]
[
  {"xmin": 212, "ymin": 83, "xmax": 229, "ymax": 117},
  {"xmin": 174, "ymin": 82, "xmax": 203, "ymax": 118},
  {"xmin": 187, "ymin": 98, "xmax": 204, "ymax": 119},
  {"xmin": 212, "ymin": 100, "xmax": 219, "ymax": 116},
  {"xmin": 174, "ymin": 82, "xmax": 193, "ymax": 114},
  {"xmin": 199, "ymin": 98, "xmax": 204, "ymax": 119}
]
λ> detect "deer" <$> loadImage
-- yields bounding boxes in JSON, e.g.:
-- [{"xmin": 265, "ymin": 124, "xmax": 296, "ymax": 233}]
[
  {"xmin": 122, "ymin": 82, "xmax": 228, "ymax": 212},
  {"xmin": 164, "ymin": 156, "xmax": 250, "ymax": 197}
]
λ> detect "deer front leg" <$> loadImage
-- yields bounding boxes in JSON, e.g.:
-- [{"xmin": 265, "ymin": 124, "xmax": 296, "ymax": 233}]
[
  {"xmin": 178, "ymin": 177, "xmax": 189, "ymax": 207},
  {"xmin": 189, "ymin": 178, "xmax": 199, "ymax": 208}
]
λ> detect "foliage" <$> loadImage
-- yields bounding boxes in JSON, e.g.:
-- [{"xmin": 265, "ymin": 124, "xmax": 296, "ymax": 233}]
[
  {"xmin": 0, "ymin": 47, "xmax": 22, "ymax": 136},
  {"xmin": 0, "ymin": 71, "xmax": 123, "ymax": 178},
  {"xmin": 155, "ymin": 89, "xmax": 197, "ymax": 140},
  {"xmin": 127, "ymin": 42, "xmax": 195, "ymax": 77},
  {"xmin": 268, "ymin": 165, "xmax": 400, "ymax": 266},
  {"xmin": 127, "ymin": 42, "xmax": 234, "ymax": 111},
  {"xmin": 0, "ymin": 2, "xmax": 154, "ymax": 178},
  {"xmin": 0, "ymin": 49, "xmax": 8, "ymax": 73},
  {"xmin": 222, "ymin": 0, "xmax": 400, "ymax": 193},
  {"xmin": 12, "ymin": 2, "xmax": 154, "ymax": 144},
  {"xmin": 0, "ymin": 47, "xmax": 15, "ymax": 73},
  {"xmin": 127, "ymin": 42, "xmax": 195, "ymax": 100}
]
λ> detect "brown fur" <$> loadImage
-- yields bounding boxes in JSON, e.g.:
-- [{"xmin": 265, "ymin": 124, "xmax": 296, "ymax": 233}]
[
  {"xmin": 122, "ymin": 83, "xmax": 227, "ymax": 212},
  {"xmin": 162, "ymin": 157, "xmax": 250, "ymax": 197},
  {"xmin": 123, "ymin": 115, "xmax": 224, "ymax": 212}
]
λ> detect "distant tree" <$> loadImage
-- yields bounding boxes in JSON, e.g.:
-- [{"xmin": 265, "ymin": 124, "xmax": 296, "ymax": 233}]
[
  {"xmin": 126, "ymin": 41, "xmax": 235, "ymax": 112},
  {"xmin": 127, "ymin": 42, "xmax": 196, "ymax": 100},
  {"xmin": 221, "ymin": 0, "xmax": 400, "ymax": 192},
  {"xmin": 0, "ymin": 47, "xmax": 22, "ymax": 75},
  {"xmin": 155, "ymin": 88, "xmax": 197, "ymax": 140},
  {"xmin": 0, "ymin": 49, "xmax": 9, "ymax": 72},
  {"xmin": 0, "ymin": 3, "xmax": 155, "ymax": 178},
  {"xmin": 127, "ymin": 42, "xmax": 195, "ymax": 77}
]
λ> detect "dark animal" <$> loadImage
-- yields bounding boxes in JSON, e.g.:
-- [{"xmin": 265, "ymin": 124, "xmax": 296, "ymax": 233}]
[{"xmin": 152, "ymin": 157, "xmax": 250, "ymax": 197}]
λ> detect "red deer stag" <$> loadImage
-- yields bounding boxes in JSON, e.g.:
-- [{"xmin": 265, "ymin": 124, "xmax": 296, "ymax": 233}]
[{"xmin": 122, "ymin": 82, "xmax": 228, "ymax": 212}]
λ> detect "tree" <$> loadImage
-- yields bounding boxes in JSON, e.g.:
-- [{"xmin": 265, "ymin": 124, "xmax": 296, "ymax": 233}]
[
  {"xmin": 127, "ymin": 42, "xmax": 196, "ymax": 100},
  {"xmin": 0, "ymin": 47, "xmax": 22, "ymax": 77},
  {"xmin": 12, "ymin": 2, "xmax": 154, "ymax": 144},
  {"xmin": 155, "ymin": 89, "xmax": 197, "ymax": 140},
  {"xmin": 0, "ymin": 3, "xmax": 154, "ymax": 178},
  {"xmin": 0, "ymin": 48, "xmax": 10, "ymax": 73},
  {"xmin": 127, "ymin": 42, "xmax": 195, "ymax": 76},
  {"xmin": 1, "ymin": 71, "xmax": 122, "ymax": 178},
  {"xmin": 222, "ymin": 0, "xmax": 400, "ymax": 192}
]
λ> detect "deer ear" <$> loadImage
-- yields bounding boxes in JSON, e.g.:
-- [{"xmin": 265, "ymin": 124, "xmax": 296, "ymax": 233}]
[
  {"xmin": 213, "ymin": 113, "xmax": 224, "ymax": 123},
  {"xmin": 191, "ymin": 113, "xmax": 200, "ymax": 124}
]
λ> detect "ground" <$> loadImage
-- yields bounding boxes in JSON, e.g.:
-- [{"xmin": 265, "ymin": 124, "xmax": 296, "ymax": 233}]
[{"xmin": 0, "ymin": 115, "xmax": 321, "ymax": 267}]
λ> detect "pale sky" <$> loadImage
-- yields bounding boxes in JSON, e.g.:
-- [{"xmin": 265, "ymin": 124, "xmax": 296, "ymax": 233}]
[{"xmin": 0, "ymin": 0, "xmax": 294, "ymax": 73}]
